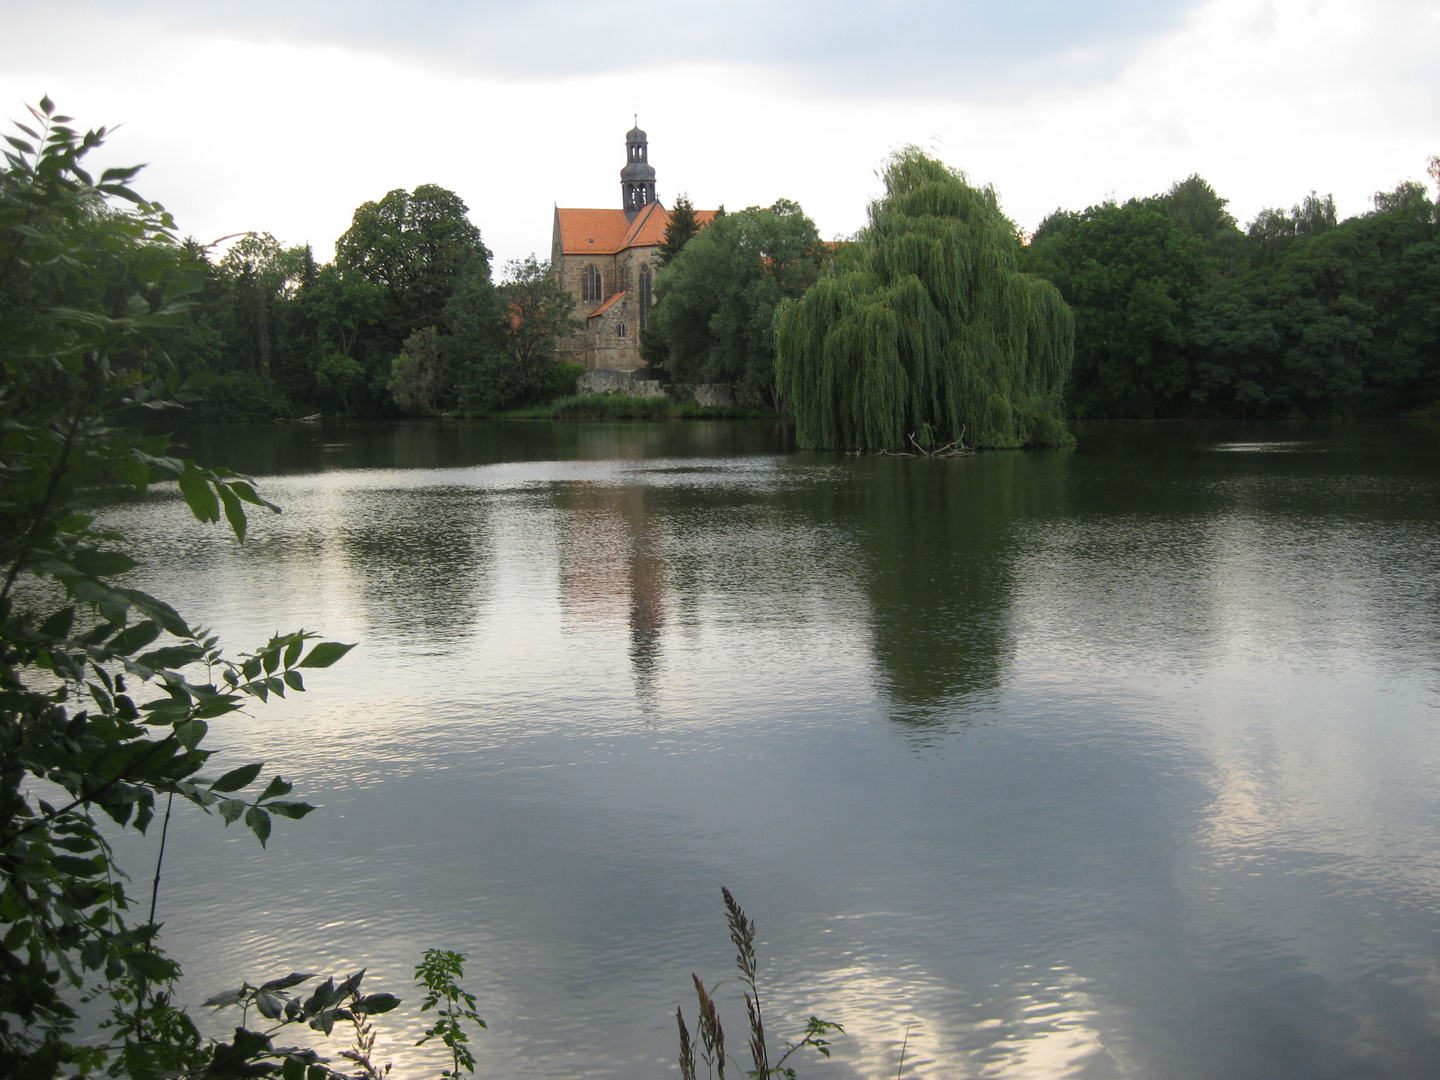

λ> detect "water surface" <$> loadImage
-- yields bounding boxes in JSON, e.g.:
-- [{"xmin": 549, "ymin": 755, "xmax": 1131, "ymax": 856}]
[{"xmin": 103, "ymin": 418, "xmax": 1440, "ymax": 1079}]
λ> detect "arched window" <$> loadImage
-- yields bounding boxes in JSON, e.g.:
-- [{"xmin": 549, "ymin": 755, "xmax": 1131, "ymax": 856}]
[
  {"xmin": 638, "ymin": 264, "xmax": 652, "ymax": 329},
  {"xmin": 617, "ymin": 321, "xmax": 627, "ymax": 338},
  {"xmin": 581, "ymin": 264, "xmax": 602, "ymax": 303}
]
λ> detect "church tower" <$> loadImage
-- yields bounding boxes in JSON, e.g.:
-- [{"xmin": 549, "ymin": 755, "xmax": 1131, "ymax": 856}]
[{"xmin": 620, "ymin": 122, "xmax": 656, "ymax": 220}]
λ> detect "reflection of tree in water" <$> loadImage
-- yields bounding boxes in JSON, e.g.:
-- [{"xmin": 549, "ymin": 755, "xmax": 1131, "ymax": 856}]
[
  {"xmin": 335, "ymin": 486, "xmax": 491, "ymax": 643},
  {"xmin": 627, "ymin": 553, "xmax": 664, "ymax": 713},
  {"xmin": 554, "ymin": 485, "xmax": 668, "ymax": 713},
  {"xmin": 812, "ymin": 453, "xmax": 1070, "ymax": 729}
]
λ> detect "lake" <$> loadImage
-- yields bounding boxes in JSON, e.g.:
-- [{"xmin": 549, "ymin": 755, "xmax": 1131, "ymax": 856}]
[{"xmin": 102, "ymin": 417, "xmax": 1440, "ymax": 1079}]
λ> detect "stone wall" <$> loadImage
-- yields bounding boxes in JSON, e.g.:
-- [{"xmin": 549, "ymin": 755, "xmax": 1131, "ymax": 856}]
[
  {"xmin": 691, "ymin": 384, "xmax": 737, "ymax": 408},
  {"xmin": 578, "ymin": 369, "xmax": 666, "ymax": 398}
]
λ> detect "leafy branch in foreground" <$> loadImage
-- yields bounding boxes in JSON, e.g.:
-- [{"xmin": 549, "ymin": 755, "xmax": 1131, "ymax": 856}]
[
  {"xmin": 677, "ymin": 889, "xmax": 843, "ymax": 1080},
  {"xmin": 414, "ymin": 948, "xmax": 485, "ymax": 1079},
  {"xmin": 0, "ymin": 98, "xmax": 361, "ymax": 1079},
  {"xmin": 201, "ymin": 969, "xmax": 399, "ymax": 1079}
]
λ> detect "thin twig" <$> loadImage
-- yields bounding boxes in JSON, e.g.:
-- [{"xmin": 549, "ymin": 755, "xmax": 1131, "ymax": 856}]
[{"xmin": 147, "ymin": 791, "xmax": 175, "ymax": 930}]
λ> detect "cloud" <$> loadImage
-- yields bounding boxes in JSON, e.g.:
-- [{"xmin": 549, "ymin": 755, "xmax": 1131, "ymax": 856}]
[
  {"xmin": 36, "ymin": 0, "xmax": 1198, "ymax": 92},
  {"xmin": 1, "ymin": 0, "xmax": 1435, "ymax": 271}
]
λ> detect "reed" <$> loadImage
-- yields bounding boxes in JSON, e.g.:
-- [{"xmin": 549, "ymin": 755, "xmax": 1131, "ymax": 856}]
[{"xmin": 678, "ymin": 890, "xmax": 844, "ymax": 1080}]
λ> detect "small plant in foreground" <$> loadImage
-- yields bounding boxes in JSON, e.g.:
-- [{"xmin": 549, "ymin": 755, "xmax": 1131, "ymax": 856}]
[
  {"xmin": 414, "ymin": 948, "xmax": 485, "ymax": 1078},
  {"xmin": 202, "ymin": 969, "xmax": 399, "ymax": 1078},
  {"xmin": 677, "ymin": 888, "xmax": 843, "ymax": 1080}
]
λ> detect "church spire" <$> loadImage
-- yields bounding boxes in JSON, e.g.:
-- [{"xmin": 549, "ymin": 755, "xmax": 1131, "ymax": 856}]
[{"xmin": 620, "ymin": 119, "xmax": 656, "ymax": 220}]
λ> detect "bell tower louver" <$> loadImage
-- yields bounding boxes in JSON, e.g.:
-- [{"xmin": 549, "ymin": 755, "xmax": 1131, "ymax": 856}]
[{"xmin": 620, "ymin": 120, "xmax": 656, "ymax": 220}]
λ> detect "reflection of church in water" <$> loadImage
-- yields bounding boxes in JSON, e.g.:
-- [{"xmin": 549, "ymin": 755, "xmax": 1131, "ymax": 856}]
[{"xmin": 555, "ymin": 486, "xmax": 667, "ymax": 710}]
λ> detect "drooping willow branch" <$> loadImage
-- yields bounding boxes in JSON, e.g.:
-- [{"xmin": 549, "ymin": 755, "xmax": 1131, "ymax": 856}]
[{"xmin": 776, "ymin": 149, "xmax": 1074, "ymax": 451}]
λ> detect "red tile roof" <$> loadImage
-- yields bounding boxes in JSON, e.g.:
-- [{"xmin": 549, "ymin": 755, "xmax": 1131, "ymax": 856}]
[
  {"xmin": 587, "ymin": 290, "xmax": 627, "ymax": 318},
  {"xmin": 556, "ymin": 203, "xmax": 718, "ymax": 255}
]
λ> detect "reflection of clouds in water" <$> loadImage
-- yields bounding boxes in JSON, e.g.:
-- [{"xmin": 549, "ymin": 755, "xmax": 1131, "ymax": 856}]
[
  {"xmin": 974, "ymin": 966, "xmax": 1120, "ymax": 1080},
  {"xmin": 785, "ymin": 957, "xmax": 949, "ymax": 1080},
  {"xmin": 790, "ymin": 956, "xmax": 1121, "ymax": 1080}
]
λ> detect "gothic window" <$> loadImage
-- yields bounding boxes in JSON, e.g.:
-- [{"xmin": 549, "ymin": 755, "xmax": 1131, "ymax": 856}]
[
  {"xmin": 638, "ymin": 264, "xmax": 652, "ymax": 329},
  {"xmin": 581, "ymin": 264, "xmax": 602, "ymax": 303},
  {"xmin": 617, "ymin": 322, "xmax": 627, "ymax": 338}
]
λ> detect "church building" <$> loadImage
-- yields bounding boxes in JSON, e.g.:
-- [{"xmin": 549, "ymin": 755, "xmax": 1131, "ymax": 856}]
[{"xmin": 550, "ymin": 125, "xmax": 716, "ymax": 371}]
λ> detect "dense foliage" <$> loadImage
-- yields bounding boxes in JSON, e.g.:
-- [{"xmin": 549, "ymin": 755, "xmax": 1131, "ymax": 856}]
[
  {"xmin": 111, "ymin": 182, "xmax": 578, "ymax": 420},
  {"xmin": 648, "ymin": 199, "xmax": 823, "ymax": 408},
  {"xmin": 0, "ymin": 99, "xmax": 412, "ymax": 1079},
  {"xmin": 775, "ymin": 150, "xmax": 1074, "ymax": 450},
  {"xmin": 453, "ymin": 256, "xmax": 582, "ymax": 413},
  {"xmin": 1024, "ymin": 166, "xmax": 1440, "ymax": 417}
]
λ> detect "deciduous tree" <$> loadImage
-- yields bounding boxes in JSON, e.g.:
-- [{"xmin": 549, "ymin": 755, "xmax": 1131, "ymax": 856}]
[
  {"xmin": 651, "ymin": 198, "xmax": 823, "ymax": 407},
  {"xmin": 777, "ymin": 150, "xmax": 1073, "ymax": 448}
]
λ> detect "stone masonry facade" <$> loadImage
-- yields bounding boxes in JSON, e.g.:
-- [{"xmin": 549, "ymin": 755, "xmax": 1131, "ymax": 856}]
[{"xmin": 550, "ymin": 125, "xmax": 715, "ymax": 372}]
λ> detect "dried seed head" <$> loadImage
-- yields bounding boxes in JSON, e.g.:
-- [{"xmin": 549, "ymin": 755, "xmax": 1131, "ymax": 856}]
[
  {"xmin": 746, "ymin": 992, "xmax": 770, "ymax": 1078},
  {"xmin": 722, "ymin": 887, "xmax": 758, "ymax": 982},
  {"xmin": 677, "ymin": 1007, "xmax": 696, "ymax": 1080},
  {"xmin": 693, "ymin": 975, "xmax": 725, "ymax": 1067}
]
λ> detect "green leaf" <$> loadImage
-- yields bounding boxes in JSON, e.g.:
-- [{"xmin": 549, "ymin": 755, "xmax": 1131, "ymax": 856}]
[
  {"xmin": 354, "ymin": 993, "xmax": 401, "ymax": 1015},
  {"xmin": 110, "ymin": 620, "xmax": 161, "ymax": 656},
  {"xmin": 210, "ymin": 762, "xmax": 263, "ymax": 793},
  {"xmin": 3, "ymin": 921, "xmax": 32, "ymax": 951},
  {"xmin": 259, "ymin": 972, "xmax": 317, "ymax": 993},
  {"xmin": 303, "ymin": 977, "xmax": 339, "ymax": 1015},
  {"xmin": 298, "ymin": 641, "xmax": 356, "ymax": 669},
  {"xmin": 116, "ymin": 589, "xmax": 192, "ymax": 637},
  {"xmin": 71, "ymin": 549, "xmax": 138, "ymax": 577},
  {"xmin": 116, "ymin": 459, "xmax": 150, "ymax": 491},
  {"xmin": 53, "ymin": 854, "xmax": 104, "ymax": 877},
  {"xmin": 178, "ymin": 473, "xmax": 220, "ymax": 523},
  {"xmin": 56, "ymin": 514, "xmax": 94, "ymax": 533},
  {"xmin": 218, "ymin": 798, "xmax": 245, "ymax": 824},
  {"xmin": 218, "ymin": 482, "xmax": 247, "ymax": 543},
  {"xmin": 137, "ymin": 644, "xmax": 206, "ymax": 670},
  {"xmin": 283, "ymin": 637, "xmax": 303, "ymax": 667},
  {"xmin": 229, "ymin": 480, "xmax": 281, "ymax": 514},
  {"xmin": 174, "ymin": 722, "xmax": 208, "ymax": 748},
  {"xmin": 192, "ymin": 694, "xmax": 243, "ymax": 719},
  {"xmin": 259, "ymin": 776, "xmax": 293, "ymax": 800},
  {"xmin": 263, "ymin": 801, "xmax": 315, "ymax": 820},
  {"xmin": 282, "ymin": 670, "xmax": 305, "ymax": 692},
  {"xmin": 40, "ymin": 606, "xmax": 76, "ymax": 638},
  {"xmin": 245, "ymin": 806, "xmax": 272, "ymax": 846},
  {"xmin": 124, "ymin": 949, "xmax": 177, "ymax": 983}
]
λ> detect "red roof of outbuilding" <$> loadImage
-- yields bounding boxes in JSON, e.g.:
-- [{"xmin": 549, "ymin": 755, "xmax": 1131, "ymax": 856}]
[{"xmin": 587, "ymin": 290, "xmax": 628, "ymax": 318}]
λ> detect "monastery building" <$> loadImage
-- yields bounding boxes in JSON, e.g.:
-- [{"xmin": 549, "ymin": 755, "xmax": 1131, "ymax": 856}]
[{"xmin": 551, "ymin": 125, "xmax": 716, "ymax": 371}]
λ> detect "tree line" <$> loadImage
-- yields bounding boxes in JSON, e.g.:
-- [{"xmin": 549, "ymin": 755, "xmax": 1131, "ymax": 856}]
[
  {"xmin": 645, "ymin": 162, "xmax": 1440, "ymax": 426},
  {"xmin": 22, "ymin": 121, "xmax": 1435, "ymax": 427},
  {"xmin": 124, "ymin": 185, "xmax": 581, "ymax": 420},
  {"xmin": 1021, "ymin": 165, "xmax": 1440, "ymax": 418}
]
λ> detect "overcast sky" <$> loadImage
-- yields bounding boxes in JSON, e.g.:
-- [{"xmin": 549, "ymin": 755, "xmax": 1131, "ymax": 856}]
[{"xmin": 4, "ymin": 0, "xmax": 1437, "ymax": 271}]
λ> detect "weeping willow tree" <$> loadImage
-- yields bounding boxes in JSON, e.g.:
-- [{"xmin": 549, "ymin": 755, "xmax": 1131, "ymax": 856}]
[{"xmin": 775, "ymin": 149, "xmax": 1074, "ymax": 450}]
